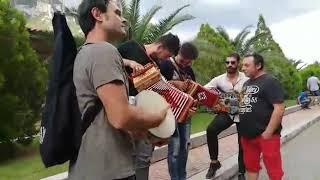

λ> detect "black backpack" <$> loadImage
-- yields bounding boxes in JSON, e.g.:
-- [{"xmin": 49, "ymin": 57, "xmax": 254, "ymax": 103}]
[{"xmin": 40, "ymin": 12, "xmax": 101, "ymax": 168}]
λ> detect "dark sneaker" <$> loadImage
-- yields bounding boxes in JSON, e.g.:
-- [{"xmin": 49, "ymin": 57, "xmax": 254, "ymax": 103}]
[
  {"xmin": 205, "ymin": 161, "xmax": 221, "ymax": 179},
  {"xmin": 238, "ymin": 173, "xmax": 246, "ymax": 180}
]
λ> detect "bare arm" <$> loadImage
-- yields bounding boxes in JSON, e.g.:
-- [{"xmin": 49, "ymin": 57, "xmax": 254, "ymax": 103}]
[
  {"xmin": 123, "ymin": 58, "xmax": 133, "ymax": 66},
  {"xmin": 204, "ymin": 77, "xmax": 218, "ymax": 89},
  {"xmin": 97, "ymin": 80, "xmax": 166, "ymax": 131},
  {"xmin": 264, "ymin": 103, "xmax": 285, "ymax": 135},
  {"xmin": 123, "ymin": 58, "xmax": 144, "ymax": 72}
]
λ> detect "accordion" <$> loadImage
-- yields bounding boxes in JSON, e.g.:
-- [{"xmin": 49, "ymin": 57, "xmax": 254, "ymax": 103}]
[
  {"xmin": 131, "ymin": 63, "xmax": 195, "ymax": 123},
  {"xmin": 186, "ymin": 80, "xmax": 240, "ymax": 115},
  {"xmin": 185, "ymin": 80, "xmax": 220, "ymax": 108}
]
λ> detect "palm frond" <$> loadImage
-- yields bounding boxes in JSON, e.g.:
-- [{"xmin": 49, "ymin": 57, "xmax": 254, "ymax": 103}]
[
  {"xmin": 143, "ymin": 4, "xmax": 192, "ymax": 43},
  {"xmin": 233, "ymin": 25, "xmax": 252, "ymax": 46},
  {"xmin": 242, "ymin": 32, "xmax": 269, "ymax": 55},
  {"xmin": 64, "ymin": 6, "xmax": 78, "ymax": 18},
  {"xmin": 235, "ymin": 30, "xmax": 250, "ymax": 54},
  {"xmin": 167, "ymin": 14, "xmax": 195, "ymax": 30},
  {"xmin": 216, "ymin": 26, "xmax": 230, "ymax": 42},
  {"xmin": 256, "ymin": 47, "xmax": 271, "ymax": 54},
  {"xmin": 119, "ymin": 0, "xmax": 128, "ymax": 17},
  {"xmin": 134, "ymin": 5, "xmax": 162, "ymax": 42},
  {"xmin": 289, "ymin": 59, "xmax": 307, "ymax": 70},
  {"xmin": 126, "ymin": 0, "xmax": 140, "ymax": 35}
]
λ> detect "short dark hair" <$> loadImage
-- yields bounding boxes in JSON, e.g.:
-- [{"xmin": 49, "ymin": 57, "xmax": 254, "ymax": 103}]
[
  {"xmin": 227, "ymin": 52, "xmax": 240, "ymax": 62},
  {"xmin": 78, "ymin": 0, "xmax": 109, "ymax": 36},
  {"xmin": 179, "ymin": 42, "xmax": 199, "ymax": 60},
  {"xmin": 156, "ymin": 33, "xmax": 180, "ymax": 56},
  {"xmin": 244, "ymin": 53, "xmax": 264, "ymax": 70}
]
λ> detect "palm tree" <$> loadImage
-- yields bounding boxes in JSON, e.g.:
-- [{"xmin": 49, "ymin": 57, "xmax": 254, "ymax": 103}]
[
  {"xmin": 216, "ymin": 25, "xmax": 269, "ymax": 56},
  {"xmin": 120, "ymin": 0, "xmax": 194, "ymax": 44},
  {"xmin": 289, "ymin": 59, "xmax": 306, "ymax": 70}
]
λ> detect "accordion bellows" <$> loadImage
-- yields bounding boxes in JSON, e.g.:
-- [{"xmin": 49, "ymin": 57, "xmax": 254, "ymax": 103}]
[{"xmin": 131, "ymin": 63, "xmax": 195, "ymax": 123}]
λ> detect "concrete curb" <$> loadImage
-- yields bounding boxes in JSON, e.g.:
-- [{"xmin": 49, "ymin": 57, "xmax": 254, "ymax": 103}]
[
  {"xmin": 41, "ymin": 105, "xmax": 302, "ymax": 180},
  {"xmin": 151, "ymin": 105, "xmax": 301, "ymax": 163},
  {"xmin": 188, "ymin": 111, "xmax": 320, "ymax": 180},
  {"xmin": 151, "ymin": 124, "xmax": 237, "ymax": 163}
]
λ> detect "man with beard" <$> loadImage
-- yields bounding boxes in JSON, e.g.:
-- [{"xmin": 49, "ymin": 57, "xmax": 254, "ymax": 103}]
[
  {"xmin": 204, "ymin": 53, "xmax": 248, "ymax": 180},
  {"xmin": 159, "ymin": 42, "xmax": 198, "ymax": 180},
  {"xmin": 117, "ymin": 34, "xmax": 180, "ymax": 180},
  {"xmin": 69, "ymin": 0, "xmax": 168, "ymax": 179}
]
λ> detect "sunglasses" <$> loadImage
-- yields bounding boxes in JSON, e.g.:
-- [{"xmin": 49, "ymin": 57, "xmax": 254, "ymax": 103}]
[{"xmin": 225, "ymin": 61, "xmax": 236, "ymax": 65}]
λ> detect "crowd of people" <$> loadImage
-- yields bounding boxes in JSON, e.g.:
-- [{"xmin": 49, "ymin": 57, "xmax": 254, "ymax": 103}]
[{"xmin": 59, "ymin": 0, "xmax": 318, "ymax": 180}]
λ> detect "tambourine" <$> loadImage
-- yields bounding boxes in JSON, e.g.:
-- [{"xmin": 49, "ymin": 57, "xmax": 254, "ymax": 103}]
[{"xmin": 135, "ymin": 90, "xmax": 176, "ymax": 143}]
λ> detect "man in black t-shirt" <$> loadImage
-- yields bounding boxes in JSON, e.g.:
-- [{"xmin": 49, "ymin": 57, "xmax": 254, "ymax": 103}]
[
  {"xmin": 239, "ymin": 53, "xmax": 285, "ymax": 180},
  {"xmin": 159, "ymin": 42, "xmax": 198, "ymax": 180},
  {"xmin": 117, "ymin": 33, "xmax": 180, "ymax": 180},
  {"xmin": 118, "ymin": 33, "xmax": 180, "ymax": 96}
]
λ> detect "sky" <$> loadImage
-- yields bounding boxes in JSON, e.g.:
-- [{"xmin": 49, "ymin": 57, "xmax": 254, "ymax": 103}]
[{"xmin": 66, "ymin": 0, "xmax": 320, "ymax": 64}]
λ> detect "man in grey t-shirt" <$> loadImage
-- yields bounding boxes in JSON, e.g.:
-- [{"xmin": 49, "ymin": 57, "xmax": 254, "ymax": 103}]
[{"xmin": 69, "ymin": 1, "xmax": 168, "ymax": 179}]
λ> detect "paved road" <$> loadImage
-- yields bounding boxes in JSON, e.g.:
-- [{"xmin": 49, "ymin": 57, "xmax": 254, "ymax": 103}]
[{"xmin": 232, "ymin": 121, "xmax": 320, "ymax": 180}]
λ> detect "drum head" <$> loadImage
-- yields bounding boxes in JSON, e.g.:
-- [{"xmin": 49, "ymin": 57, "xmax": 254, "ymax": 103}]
[{"xmin": 135, "ymin": 90, "xmax": 176, "ymax": 138}]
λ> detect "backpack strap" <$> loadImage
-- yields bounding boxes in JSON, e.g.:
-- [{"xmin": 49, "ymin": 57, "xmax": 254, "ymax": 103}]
[
  {"xmin": 81, "ymin": 98, "xmax": 102, "ymax": 135},
  {"xmin": 76, "ymin": 42, "xmax": 102, "ymax": 136}
]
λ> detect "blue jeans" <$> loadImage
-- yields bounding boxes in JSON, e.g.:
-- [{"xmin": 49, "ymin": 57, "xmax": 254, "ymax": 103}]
[
  {"xmin": 167, "ymin": 120, "xmax": 191, "ymax": 180},
  {"xmin": 311, "ymin": 90, "xmax": 320, "ymax": 96}
]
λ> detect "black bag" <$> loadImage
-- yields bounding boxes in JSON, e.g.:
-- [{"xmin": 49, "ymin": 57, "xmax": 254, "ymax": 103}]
[{"xmin": 40, "ymin": 12, "xmax": 101, "ymax": 167}]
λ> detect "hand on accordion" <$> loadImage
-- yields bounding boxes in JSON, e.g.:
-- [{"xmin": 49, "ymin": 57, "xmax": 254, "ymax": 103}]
[
  {"xmin": 169, "ymin": 80, "xmax": 188, "ymax": 92},
  {"xmin": 186, "ymin": 100, "xmax": 198, "ymax": 119},
  {"xmin": 124, "ymin": 58, "xmax": 144, "ymax": 74},
  {"xmin": 187, "ymin": 107, "xmax": 197, "ymax": 118}
]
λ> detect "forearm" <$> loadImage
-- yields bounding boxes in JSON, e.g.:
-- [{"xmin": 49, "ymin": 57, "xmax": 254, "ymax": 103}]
[
  {"xmin": 204, "ymin": 78, "xmax": 217, "ymax": 89},
  {"xmin": 107, "ymin": 105, "xmax": 161, "ymax": 131},
  {"xmin": 123, "ymin": 58, "xmax": 131, "ymax": 66},
  {"xmin": 126, "ymin": 106, "xmax": 162, "ymax": 130},
  {"xmin": 265, "ymin": 104, "xmax": 285, "ymax": 134}
]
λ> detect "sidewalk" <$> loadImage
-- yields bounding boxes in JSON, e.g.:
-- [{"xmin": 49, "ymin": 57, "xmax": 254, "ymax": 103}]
[
  {"xmin": 42, "ymin": 106, "xmax": 320, "ymax": 180},
  {"xmin": 149, "ymin": 106, "xmax": 320, "ymax": 180}
]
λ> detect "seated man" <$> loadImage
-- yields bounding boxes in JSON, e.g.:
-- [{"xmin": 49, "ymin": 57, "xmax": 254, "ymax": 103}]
[{"xmin": 297, "ymin": 89, "xmax": 311, "ymax": 109}]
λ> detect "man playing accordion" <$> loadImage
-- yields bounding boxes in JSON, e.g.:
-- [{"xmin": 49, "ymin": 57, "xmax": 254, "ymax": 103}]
[
  {"xmin": 159, "ymin": 42, "xmax": 199, "ymax": 180},
  {"xmin": 117, "ymin": 34, "xmax": 180, "ymax": 180}
]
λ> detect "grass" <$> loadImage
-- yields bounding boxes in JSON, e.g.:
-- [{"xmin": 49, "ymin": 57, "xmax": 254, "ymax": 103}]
[
  {"xmin": 0, "ymin": 139, "xmax": 69, "ymax": 180},
  {"xmin": 285, "ymin": 99, "xmax": 297, "ymax": 108},
  {"xmin": 0, "ymin": 99, "xmax": 296, "ymax": 179},
  {"xmin": 191, "ymin": 112, "xmax": 214, "ymax": 134}
]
